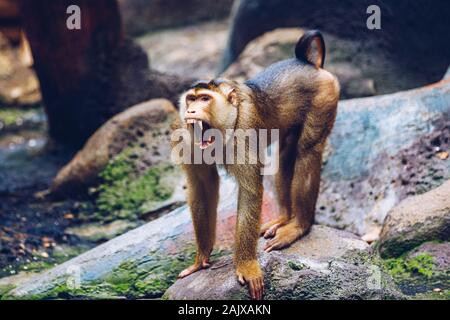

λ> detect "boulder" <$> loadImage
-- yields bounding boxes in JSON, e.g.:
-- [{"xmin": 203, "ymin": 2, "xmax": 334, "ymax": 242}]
[
  {"xmin": 64, "ymin": 220, "xmax": 139, "ymax": 243},
  {"xmin": 138, "ymin": 20, "xmax": 229, "ymax": 79},
  {"xmin": 316, "ymin": 76, "xmax": 450, "ymax": 237},
  {"xmin": 378, "ymin": 180, "xmax": 450, "ymax": 258},
  {"xmin": 407, "ymin": 242, "xmax": 450, "ymax": 276},
  {"xmin": 50, "ymin": 99, "xmax": 178, "ymax": 198},
  {"xmin": 165, "ymin": 226, "xmax": 403, "ymax": 300},
  {"xmin": 382, "ymin": 241, "xmax": 450, "ymax": 297}
]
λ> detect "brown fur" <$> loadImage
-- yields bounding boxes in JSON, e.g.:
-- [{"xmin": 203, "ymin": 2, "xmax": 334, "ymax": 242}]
[{"xmin": 172, "ymin": 31, "xmax": 340, "ymax": 300}]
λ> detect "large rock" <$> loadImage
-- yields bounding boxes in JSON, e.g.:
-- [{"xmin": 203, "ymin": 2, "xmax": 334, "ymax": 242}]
[
  {"xmin": 50, "ymin": 99, "xmax": 178, "ymax": 197},
  {"xmin": 316, "ymin": 76, "xmax": 450, "ymax": 237},
  {"xmin": 165, "ymin": 226, "xmax": 403, "ymax": 300},
  {"xmin": 378, "ymin": 180, "xmax": 450, "ymax": 258},
  {"xmin": 409, "ymin": 242, "xmax": 450, "ymax": 273},
  {"xmin": 381, "ymin": 241, "xmax": 450, "ymax": 298},
  {"xmin": 138, "ymin": 20, "xmax": 229, "ymax": 80}
]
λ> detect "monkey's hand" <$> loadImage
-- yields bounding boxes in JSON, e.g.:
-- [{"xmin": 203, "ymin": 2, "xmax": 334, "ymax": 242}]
[
  {"xmin": 178, "ymin": 255, "xmax": 211, "ymax": 279},
  {"xmin": 236, "ymin": 260, "xmax": 264, "ymax": 300}
]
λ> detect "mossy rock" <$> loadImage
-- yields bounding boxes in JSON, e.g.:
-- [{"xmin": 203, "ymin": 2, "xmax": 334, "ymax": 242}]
[
  {"xmin": 50, "ymin": 99, "xmax": 180, "ymax": 200},
  {"xmin": 165, "ymin": 226, "xmax": 404, "ymax": 300},
  {"xmin": 93, "ymin": 152, "xmax": 182, "ymax": 222},
  {"xmin": 383, "ymin": 241, "xmax": 450, "ymax": 297},
  {"xmin": 378, "ymin": 181, "xmax": 450, "ymax": 258}
]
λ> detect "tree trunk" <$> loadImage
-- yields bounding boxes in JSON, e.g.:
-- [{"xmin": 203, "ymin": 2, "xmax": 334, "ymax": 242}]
[{"xmin": 19, "ymin": 0, "xmax": 193, "ymax": 147}]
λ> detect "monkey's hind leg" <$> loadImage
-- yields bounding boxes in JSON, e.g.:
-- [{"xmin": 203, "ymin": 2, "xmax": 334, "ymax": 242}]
[
  {"xmin": 178, "ymin": 164, "xmax": 219, "ymax": 279},
  {"xmin": 260, "ymin": 128, "xmax": 300, "ymax": 239},
  {"xmin": 264, "ymin": 142, "xmax": 324, "ymax": 252},
  {"xmin": 264, "ymin": 80, "xmax": 338, "ymax": 252}
]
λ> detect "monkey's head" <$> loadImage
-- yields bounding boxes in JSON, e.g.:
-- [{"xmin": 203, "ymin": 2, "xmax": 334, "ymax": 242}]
[{"xmin": 179, "ymin": 79, "xmax": 240, "ymax": 149}]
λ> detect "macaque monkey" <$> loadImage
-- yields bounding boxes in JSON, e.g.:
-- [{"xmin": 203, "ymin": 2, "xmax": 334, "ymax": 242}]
[{"xmin": 172, "ymin": 30, "xmax": 340, "ymax": 300}]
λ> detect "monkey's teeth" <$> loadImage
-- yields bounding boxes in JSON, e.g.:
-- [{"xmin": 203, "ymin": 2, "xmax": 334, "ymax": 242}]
[
  {"xmin": 187, "ymin": 119, "xmax": 195, "ymax": 124},
  {"xmin": 198, "ymin": 121, "xmax": 203, "ymax": 131}
]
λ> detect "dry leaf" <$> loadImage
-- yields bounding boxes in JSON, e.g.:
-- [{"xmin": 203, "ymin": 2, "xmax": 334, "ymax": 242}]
[
  {"xmin": 64, "ymin": 213, "xmax": 74, "ymax": 219},
  {"xmin": 437, "ymin": 151, "xmax": 449, "ymax": 160}
]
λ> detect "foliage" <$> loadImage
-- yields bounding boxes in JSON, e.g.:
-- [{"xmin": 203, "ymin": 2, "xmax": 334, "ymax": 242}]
[{"xmin": 0, "ymin": 108, "xmax": 29, "ymax": 126}]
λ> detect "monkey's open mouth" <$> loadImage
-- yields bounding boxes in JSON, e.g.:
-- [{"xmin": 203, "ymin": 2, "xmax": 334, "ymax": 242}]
[{"xmin": 186, "ymin": 119, "xmax": 215, "ymax": 149}]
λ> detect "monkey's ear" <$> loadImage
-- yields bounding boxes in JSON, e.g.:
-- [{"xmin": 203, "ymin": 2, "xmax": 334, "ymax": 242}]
[{"xmin": 226, "ymin": 88, "xmax": 239, "ymax": 107}]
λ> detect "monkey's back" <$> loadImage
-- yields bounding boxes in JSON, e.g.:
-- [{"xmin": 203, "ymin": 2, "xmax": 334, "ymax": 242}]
[
  {"xmin": 245, "ymin": 59, "xmax": 337, "ymax": 127},
  {"xmin": 246, "ymin": 59, "xmax": 314, "ymax": 96}
]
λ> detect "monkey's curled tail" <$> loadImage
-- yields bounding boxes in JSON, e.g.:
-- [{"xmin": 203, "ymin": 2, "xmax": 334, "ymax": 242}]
[{"xmin": 295, "ymin": 30, "xmax": 325, "ymax": 68}]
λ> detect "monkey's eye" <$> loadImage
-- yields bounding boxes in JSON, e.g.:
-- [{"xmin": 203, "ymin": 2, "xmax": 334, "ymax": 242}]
[
  {"xmin": 186, "ymin": 95, "xmax": 196, "ymax": 102},
  {"xmin": 200, "ymin": 96, "xmax": 210, "ymax": 102}
]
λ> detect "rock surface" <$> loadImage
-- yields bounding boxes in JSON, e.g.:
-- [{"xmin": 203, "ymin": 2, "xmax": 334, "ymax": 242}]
[
  {"xmin": 50, "ymin": 99, "xmax": 178, "ymax": 197},
  {"xmin": 316, "ymin": 77, "xmax": 450, "ymax": 236},
  {"xmin": 407, "ymin": 242, "xmax": 450, "ymax": 275},
  {"xmin": 65, "ymin": 220, "xmax": 139, "ymax": 243},
  {"xmin": 4, "ymin": 175, "xmax": 278, "ymax": 299},
  {"xmin": 378, "ymin": 180, "xmax": 450, "ymax": 258},
  {"xmin": 382, "ymin": 241, "xmax": 450, "ymax": 298},
  {"xmin": 4, "ymin": 175, "xmax": 404, "ymax": 300},
  {"xmin": 165, "ymin": 225, "xmax": 403, "ymax": 300},
  {"xmin": 119, "ymin": 0, "xmax": 233, "ymax": 36},
  {"xmin": 138, "ymin": 20, "xmax": 229, "ymax": 80}
]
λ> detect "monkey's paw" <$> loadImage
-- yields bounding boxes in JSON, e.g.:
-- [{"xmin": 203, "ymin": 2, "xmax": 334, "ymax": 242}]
[
  {"xmin": 260, "ymin": 218, "xmax": 289, "ymax": 238},
  {"xmin": 264, "ymin": 222, "xmax": 307, "ymax": 252},
  {"xmin": 178, "ymin": 257, "xmax": 211, "ymax": 279},
  {"xmin": 236, "ymin": 260, "xmax": 264, "ymax": 300}
]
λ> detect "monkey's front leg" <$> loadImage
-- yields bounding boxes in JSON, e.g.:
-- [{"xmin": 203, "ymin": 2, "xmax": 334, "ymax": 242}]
[
  {"xmin": 235, "ymin": 179, "xmax": 264, "ymax": 300},
  {"xmin": 178, "ymin": 163, "xmax": 219, "ymax": 279}
]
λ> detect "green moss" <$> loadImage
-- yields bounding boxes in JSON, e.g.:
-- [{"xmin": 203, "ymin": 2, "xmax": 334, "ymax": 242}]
[
  {"xmin": 3, "ymin": 246, "xmax": 229, "ymax": 299},
  {"xmin": 101, "ymin": 247, "xmax": 196, "ymax": 298},
  {"xmin": 94, "ymin": 149, "xmax": 174, "ymax": 221},
  {"xmin": 412, "ymin": 289, "xmax": 450, "ymax": 300},
  {"xmin": 0, "ymin": 284, "xmax": 15, "ymax": 299},
  {"xmin": 21, "ymin": 261, "xmax": 57, "ymax": 273},
  {"xmin": 385, "ymin": 253, "xmax": 435, "ymax": 279},
  {"xmin": 101, "ymin": 247, "xmax": 230, "ymax": 299},
  {"xmin": 287, "ymin": 260, "xmax": 307, "ymax": 271},
  {"xmin": 0, "ymin": 108, "xmax": 28, "ymax": 126},
  {"xmin": 2, "ymin": 280, "xmax": 129, "ymax": 300}
]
